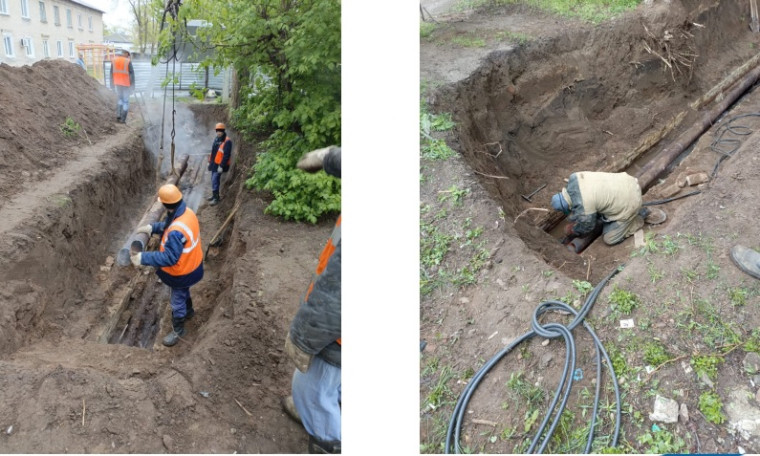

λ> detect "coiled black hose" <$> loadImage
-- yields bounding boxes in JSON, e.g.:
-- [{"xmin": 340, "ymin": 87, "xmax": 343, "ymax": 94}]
[
  {"xmin": 709, "ymin": 112, "xmax": 760, "ymax": 177},
  {"xmin": 445, "ymin": 266, "xmax": 623, "ymax": 454}
]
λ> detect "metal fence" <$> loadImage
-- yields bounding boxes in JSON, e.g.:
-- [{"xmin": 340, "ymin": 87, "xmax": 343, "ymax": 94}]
[{"xmin": 103, "ymin": 60, "xmax": 231, "ymax": 97}]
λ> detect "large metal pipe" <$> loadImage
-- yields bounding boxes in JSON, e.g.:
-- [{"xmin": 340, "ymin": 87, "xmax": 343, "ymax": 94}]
[
  {"xmin": 116, "ymin": 154, "xmax": 189, "ymax": 266},
  {"xmin": 637, "ymin": 63, "xmax": 760, "ymax": 190}
]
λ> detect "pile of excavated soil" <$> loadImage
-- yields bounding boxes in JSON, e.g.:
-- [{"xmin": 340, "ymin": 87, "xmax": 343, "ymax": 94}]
[
  {"xmin": 0, "ymin": 60, "xmax": 118, "ymax": 210},
  {"xmin": 0, "ymin": 60, "xmax": 335, "ymax": 453}
]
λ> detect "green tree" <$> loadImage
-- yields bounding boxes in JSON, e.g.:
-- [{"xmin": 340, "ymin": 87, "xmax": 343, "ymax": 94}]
[{"xmin": 165, "ymin": 0, "xmax": 341, "ymax": 223}]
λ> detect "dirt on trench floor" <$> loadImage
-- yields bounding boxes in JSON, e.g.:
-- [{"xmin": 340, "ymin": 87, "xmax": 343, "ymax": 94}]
[
  {"xmin": 421, "ymin": 0, "xmax": 760, "ymax": 453},
  {"xmin": 0, "ymin": 60, "xmax": 334, "ymax": 452}
]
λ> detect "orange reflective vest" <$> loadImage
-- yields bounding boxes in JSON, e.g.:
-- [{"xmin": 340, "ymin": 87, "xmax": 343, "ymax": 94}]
[
  {"xmin": 304, "ymin": 215, "xmax": 341, "ymax": 345},
  {"xmin": 159, "ymin": 208, "xmax": 203, "ymax": 277},
  {"xmin": 210, "ymin": 137, "xmax": 230, "ymax": 165},
  {"xmin": 112, "ymin": 56, "xmax": 131, "ymax": 87}
]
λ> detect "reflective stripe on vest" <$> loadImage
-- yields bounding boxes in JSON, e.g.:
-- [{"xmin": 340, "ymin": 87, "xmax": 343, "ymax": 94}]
[
  {"xmin": 303, "ymin": 215, "xmax": 341, "ymax": 345},
  {"xmin": 112, "ymin": 56, "xmax": 130, "ymax": 87},
  {"xmin": 160, "ymin": 209, "xmax": 203, "ymax": 276},
  {"xmin": 210, "ymin": 137, "xmax": 230, "ymax": 165}
]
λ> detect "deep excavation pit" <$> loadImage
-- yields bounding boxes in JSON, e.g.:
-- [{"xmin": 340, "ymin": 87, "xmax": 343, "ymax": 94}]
[
  {"xmin": 431, "ymin": 0, "xmax": 760, "ymax": 280},
  {"xmin": 0, "ymin": 60, "xmax": 323, "ymax": 453}
]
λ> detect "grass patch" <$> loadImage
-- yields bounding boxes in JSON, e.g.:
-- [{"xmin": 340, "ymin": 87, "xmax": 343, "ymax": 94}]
[
  {"xmin": 59, "ymin": 116, "xmax": 82, "ymax": 138},
  {"xmin": 691, "ymin": 354, "xmax": 723, "ymax": 381},
  {"xmin": 698, "ymin": 391, "xmax": 726, "ymax": 424},
  {"xmin": 421, "ymin": 22, "xmax": 437, "ymax": 39},
  {"xmin": 642, "ymin": 341, "xmax": 672, "ymax": 367},
  {"xmin": 608, "ymin": 286, "xmax": 639, "ymax": 315},
  {"xmin": 637, "ymin": 427, "xmax": 686, "ymax": 453},
  {"xmin": 451, "ymin": 35, "xmax": 486, "ymax": 47}
]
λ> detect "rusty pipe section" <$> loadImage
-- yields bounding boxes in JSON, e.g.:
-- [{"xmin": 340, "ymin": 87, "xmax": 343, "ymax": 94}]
[
  {"xmin": 637, "ymin": 63, "xmax": 760, "ymax": 190},
  {"xmin": 116, "ymin": 154, "xmax": 190, "ymax": 266}
]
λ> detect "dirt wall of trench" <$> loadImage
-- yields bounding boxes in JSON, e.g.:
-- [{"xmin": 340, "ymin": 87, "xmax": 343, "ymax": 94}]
[{"xmin": 0, "ymin": 135, "xmax": 154, "ymax": 356}]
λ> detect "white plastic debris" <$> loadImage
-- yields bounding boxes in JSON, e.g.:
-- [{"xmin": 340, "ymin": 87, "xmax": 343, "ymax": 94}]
[
  {"xmin": 199, "ymin": 391, "xmax": 210, "ymax": 398},
  {"xmin": 620, "ymin": 319, "xmax": 635, "ymax": 328},
  {"xmin": 6, "ymin": 425, "xmax": 12, "ymax": 435}
]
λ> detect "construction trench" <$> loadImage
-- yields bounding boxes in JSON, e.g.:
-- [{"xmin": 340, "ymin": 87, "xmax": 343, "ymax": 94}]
[
  {"xmin": 420, "ymin": 1, "xmax": 760, "ymax": 453},
  {"xmin": 0, "ymin": 61, "xmax": 328, "ymax": 452},
  {"xmin": 429, "ymin": 0, "xmax": 760, "ymax": 281}
]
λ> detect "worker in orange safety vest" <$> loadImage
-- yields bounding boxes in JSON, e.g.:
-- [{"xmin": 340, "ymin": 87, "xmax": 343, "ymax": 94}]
[
  {"xmin": 110, "ymin": 49, "xmax": 135, "ymax": 123},
  {"xmin": 207, "ymin": 122, "xmax": 232, "ymax": 206},
  {"xmin": 131, "ymin": 184, "xmax": 204, "ymax": 347}
]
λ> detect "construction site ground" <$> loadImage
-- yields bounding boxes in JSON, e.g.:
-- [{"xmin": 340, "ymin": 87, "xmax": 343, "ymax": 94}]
[
  {"xmin": 0, "ymin": 60, "xmax": 335, "ymax": 452},
  {"xmin": 421, "ymin": 0, "xmax": 760, "ymax": 453}
]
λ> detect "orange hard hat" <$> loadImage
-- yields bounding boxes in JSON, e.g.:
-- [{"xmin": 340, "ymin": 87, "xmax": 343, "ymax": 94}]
[
  {"xmin": 215, "ymin": 123, "xmax": 225, "ymax": 131},
  {"xmin": 158, "ymin": 184, "xmax": 182, "ymax": 204}
]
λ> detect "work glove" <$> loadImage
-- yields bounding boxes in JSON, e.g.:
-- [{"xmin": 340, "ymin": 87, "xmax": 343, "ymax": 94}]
[
  {"xmin": 130, "ymin": 252, "xmax": 142, "ymax": 267},
  {"xmin": 136, "ymin": 224, "xmax": 152, "ymax": 235},
  {"xmin": 217, "ymin": 166, "xmax": 224, "ymax": 174},
  {"xmin": 564, "ymin": 223, "xmax": 576, "ymax": 236},
  {"xmin": 284, "ymin": 331, "xmax": 313, "ymax": 373},
  {"xmin": 297, "ymin": 146, "xmax": 335, "ymax": 173}
]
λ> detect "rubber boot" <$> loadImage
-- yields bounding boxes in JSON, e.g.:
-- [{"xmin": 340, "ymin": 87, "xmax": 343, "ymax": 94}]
[
  {"xmin": 209, "ymin": 191, "xmax": 220, "ymax": 206},
  {"xmin": 308, "ymin": 435, "xmax": 341, "ymax": 454},
  {"xmin": 281, "ymin": 395, "xmax": 302, "ymax": 425},
  {"xmin": 117, "ymin": 105, "xmax": 123, "ymax": 122},
  {"xmin": 121, "ymin": 109, "xmax": 128, "ymax": 123},
  {"xmin": 185, "ymin": 298, "xmax": 195, "ymax": 321},
  {"xmin": 162, "ymin": 316, "xmax": 186, "ymax": 347},
  {"xmin": 730, "ymin": 245, "xmax": 760, "ymax": 280}
]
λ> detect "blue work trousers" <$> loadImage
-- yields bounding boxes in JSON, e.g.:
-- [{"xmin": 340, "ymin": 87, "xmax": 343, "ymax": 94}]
[
  {"xmin": 211, "ymin": 170, "xmax": 222, "ymax": 193},
  {"xmin": 292, "ymin": 356, "xmax": 341, "ymax": 442},
  {"xmin": 116, "ymin": 85, "xmax": 130, "ymax": 116},
  {"xmin": 170, "ymin": 287, "xmax": 191, "ymax": 319}
]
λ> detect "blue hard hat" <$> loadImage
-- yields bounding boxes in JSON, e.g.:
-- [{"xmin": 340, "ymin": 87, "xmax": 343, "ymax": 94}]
[{"xmin": 551, "ymin": 192, "xmax": 569, "ymax": 214}]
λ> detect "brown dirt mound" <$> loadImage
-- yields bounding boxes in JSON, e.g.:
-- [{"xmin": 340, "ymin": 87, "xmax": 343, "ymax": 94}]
[{"xmin": 0, "ymin": 60, "xmax": 118, "ymax": 210}]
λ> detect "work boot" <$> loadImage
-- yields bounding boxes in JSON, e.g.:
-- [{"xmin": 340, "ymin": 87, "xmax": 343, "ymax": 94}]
[
  {"xmin": 162, "ymin": 316, "xmax": 186, "ymax": 347},
  {"xmin": 116, "ymin": 106, "xmax": 123, "ymax": 122},
  {"xmin": 308, "ymin": 435, "xmax": 341, "ymax": 454},
  {"xmin": 281, "ymin": 395, "xmax": 302, "ymax": 425},
  {"xmin": 209, "ymin": 192, "xmax": 220, "ymax": 206},
  {"xmin": 644, "ymin": 207, "xmax": 667, "ymax": 225},
  {"xmin": 731, "ymin": 245, "xmax": 760, "ymax": 280},
  {"xmin": 122, "ymin": 110, "xmax": 128, "ymax": 123},
  {"xmin": 185, "ymin": 298, "xmax": 195, "ymax": 320}
]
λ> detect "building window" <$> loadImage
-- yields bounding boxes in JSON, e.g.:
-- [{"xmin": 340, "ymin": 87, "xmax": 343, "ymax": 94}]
[
  {"xmin": 68, "ymin": 40, "xmax": 74, "ymax": 57},
  {"xmin": 53, "ymin": 5, "xmax": 59, "ymax": 24},
  {"xmin": 88, "ymin": 15, "xmax": 92, "ymax": 31},
  {"xmin": 20, "ymin": 0, "xmax": 29, "ymax": 18},
  {"xmin": 0, "ymin": 0, "xmax": 8, "ymax": 15},
  {"xmin": 3, "ymin": 35, "xmax": 14, "ymax": 57},
  {"xmin": 39, "ymin": 1, "xmax": 45, "ymax": 22},
  {"xmin": 23, "ymin": 38, "xmax": 33, "ymax": 57},
  {"xmin": 42, "ymin": 39, "xmax": 49, "ymax": 57},
  {"xmin": 65, "ymin": 8, "xmax": 71, "ymax": 28},
  {"xmin": 77, "ymin": 13, "xmax": 83, "ymax": 29},
  {"xmin": 56, "ymin": 40, "xmax": 62, "ymax": 57}
]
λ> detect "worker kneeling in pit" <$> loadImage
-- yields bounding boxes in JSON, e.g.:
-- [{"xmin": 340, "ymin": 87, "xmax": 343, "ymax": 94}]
[
  {"xmin": 551, "ymin": 171, "xmax": 666, "ymax": 246},
  {"xmin": 131, "ymin": 184, "xmax": 203, "ymax": 346}
]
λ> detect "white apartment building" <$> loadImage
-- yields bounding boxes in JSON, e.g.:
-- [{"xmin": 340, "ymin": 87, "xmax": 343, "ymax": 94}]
[{"xmin": 0, "ymin": 0, "xmax": 105, "ymax": 66}]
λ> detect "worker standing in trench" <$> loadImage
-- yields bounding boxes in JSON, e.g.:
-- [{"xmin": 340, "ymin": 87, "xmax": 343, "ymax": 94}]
[
  {"xmin": 207, "ymin": 122, "xmax": 232, "ymax": 206},
  {"xmin": 551, "ymin": 171, "xmax": 666, "ymax": 247},
  {"xmin": 282, "ymin": 146, "xmax": 341, "ymax": 454},
  {"xmin": 131, "ymin": 184, "xmax": 203, "ymax": 347}
]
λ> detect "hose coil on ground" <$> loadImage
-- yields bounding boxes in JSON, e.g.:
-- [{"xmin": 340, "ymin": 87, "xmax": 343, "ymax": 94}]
[{"xmin": 445, "ymin": 266, "xmax": 623, "ymax": 454}]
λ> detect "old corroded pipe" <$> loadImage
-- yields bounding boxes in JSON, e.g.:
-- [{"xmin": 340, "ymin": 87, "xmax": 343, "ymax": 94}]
[
  {"xmin": 116, "ymin": 154, "xmax": 189, "ymax": 266},
  {"xmin": 637, "ymin": 63, "xmax": 760, "ymax": 190}
]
